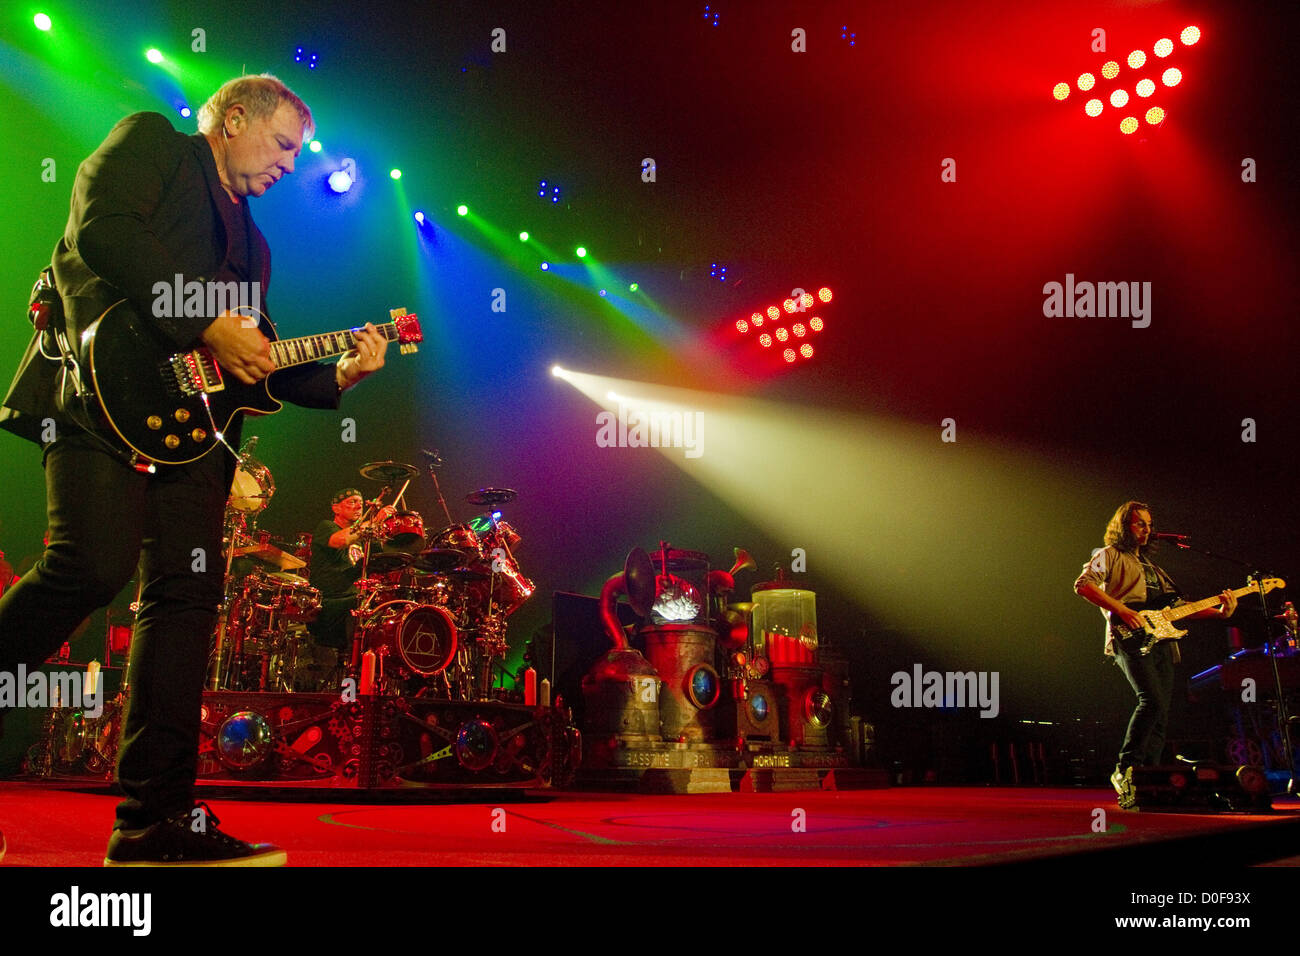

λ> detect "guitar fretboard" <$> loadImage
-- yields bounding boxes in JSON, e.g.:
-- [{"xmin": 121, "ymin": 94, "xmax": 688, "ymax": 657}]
[{"xmin": 269, "ymin": 322, "xmax": 400, "ymax": 369}]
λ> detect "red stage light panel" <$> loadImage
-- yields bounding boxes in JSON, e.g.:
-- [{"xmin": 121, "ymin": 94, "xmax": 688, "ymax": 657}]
[
  {"xmin": 799, "ymin": 292, "xmax": 814, "ymax": 309},
  {"xmin": 766, "ymin": 306, "xmax": 780, "ymax": 321},
  {"xmin": 775, "ymin": 327, "xmax": 789, "ymax": 342},
  {"xmin": 735, "ymin": 319, "xmax": 749, "ymax": 333},
  {"xmin": 792, "ymin": 323, "xmax": 806, "ymax": 337},
  {"xmin": 783, "ymin": 348, "xmax": 796, "ymax": 363},
  {"xmin": 782, "ymin": 298, "xmax": 797, "ymax": 313},
  {"xmin": 1119, "ymin": 116, "xmax": 1139, "ymax": 135},
  {"xmin": 1135, "ymin": 78, "xmax": 1155, "ymax": 98},
  {"xmin": 1110, "ymin": 89, "xmax": 1129, "ymax": 108},
  {"xmin": 1085, "ymin": 98, "xmax": 1103, "ymax": 117},
  {"xmin": 1153, "ymin": 37, "xmax": 1173, "ymax": 57},
  {"xmin": 1162, "ymin": 67, "xmax": 1182, "ymax": 87},
  {"xmin": 1077, "ymin": 72, "xmax": 1096, "ymax": 91},
  {"xmin": 758, "ymin": 333, "xmax": 772, "ymax": 347},
  {"xmin": 1180, "ymin": 25, "xmax": 1200, "ymax": 46},
  {"xmin": 817, "ymin": 287, "xmax": 832, "ymax": 303},
  {"xmin": 1127, "ymin": 50, "xmax": 1146, "ymax": 69},
  {"xmin": 809, "ymin": 316, "xmax": 823, "ymax": 331},
  {"xmin": 1145, "ymin": 106, "xmax": 1165, "ymax": 125},
  {"xmin": 799, "ymin": 343, "xmax": 814, "ymax": 359},
  {"xmin": 1101, "ymin": 61, "xmax": 1120, "ymax": 80},
  {"xmin": 1052, "ymin": 82, "xmax": 1070, "ymax": 101},
  {"xmin": 751, "ymin": 311, "xmax": 764, "ymax": 327}
]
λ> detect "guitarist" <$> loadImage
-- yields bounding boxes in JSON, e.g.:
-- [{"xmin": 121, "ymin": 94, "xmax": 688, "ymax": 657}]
[
  {"xmin": 0, "ymin": 75, "xmax": 389, "ymax": 865},
  {"xmin": 1074, "ymin": 500, "xmax": 1236, "ymax": 808}
]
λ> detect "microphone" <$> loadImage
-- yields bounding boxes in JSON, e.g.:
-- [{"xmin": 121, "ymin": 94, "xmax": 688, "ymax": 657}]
[{"xmin": 1152, "ymin": 532, "xmax": 1190, "ymax": 541}]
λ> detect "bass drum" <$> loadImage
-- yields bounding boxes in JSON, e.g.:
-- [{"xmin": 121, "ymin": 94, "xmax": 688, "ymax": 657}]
[
  {"xmin": 229, "ymin": 456, "xmax": 275, "ymax": 513},
  {"xmin": 361, "ymin": 600, "xmax": 458, "ymax": 676}
]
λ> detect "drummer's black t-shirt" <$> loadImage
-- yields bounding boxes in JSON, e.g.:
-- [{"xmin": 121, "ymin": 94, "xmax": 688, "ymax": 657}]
[{"xmin": 310, "ymin": 519, "xmax": 362, "ymax": 598}]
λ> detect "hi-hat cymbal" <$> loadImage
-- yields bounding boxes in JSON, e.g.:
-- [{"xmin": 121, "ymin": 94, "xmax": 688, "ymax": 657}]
[
  {"xmin": 360, "ymin": 461, "xmax": 418, "ymax": 483},
  {"xmin": 466, "ymin": 487, "xmax": 517, "ymax": 507},
  {"xmin": 367, "ymin": 552, "xmax": 413, "ymax": 574}
]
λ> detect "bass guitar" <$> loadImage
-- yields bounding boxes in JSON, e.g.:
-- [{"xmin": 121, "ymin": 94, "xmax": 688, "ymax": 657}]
[
  {"xmin": 80, "ymin": 300, "xmax": 422, "ymax": 466},
  {"xmin": 1111, "ymin": 577, "xmax": 1286, "ymax": 655}
]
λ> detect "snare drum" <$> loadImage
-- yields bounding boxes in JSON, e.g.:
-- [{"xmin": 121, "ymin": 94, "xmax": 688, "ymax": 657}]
[{"xmin": 382, "ymin": 510, "xmax": 425, "ymax": 549}]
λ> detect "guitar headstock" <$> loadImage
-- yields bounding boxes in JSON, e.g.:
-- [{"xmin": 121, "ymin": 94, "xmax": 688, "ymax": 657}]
[
  {"xmin": 1257, "ymin": 577, "xmax": 1286, "ymax": 594},
  {"xmin": 390, "ymin": 308, "xmax": 423, "ymax": 355}
]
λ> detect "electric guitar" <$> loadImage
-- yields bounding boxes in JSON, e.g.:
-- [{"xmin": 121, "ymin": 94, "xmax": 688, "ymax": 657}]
[
  {"xmin": 80, "ymin": 300, "xmax": 423, "ymax": 465},
  {"xmin": 1110, "ymin": 577, "xmax": 1286, "ymax": 656}
]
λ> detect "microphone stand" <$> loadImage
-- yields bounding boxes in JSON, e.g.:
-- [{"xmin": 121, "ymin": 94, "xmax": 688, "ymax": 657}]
[{"xmin": 1161, "ymin": 535, "xmax": 1295, "ymax": 794}]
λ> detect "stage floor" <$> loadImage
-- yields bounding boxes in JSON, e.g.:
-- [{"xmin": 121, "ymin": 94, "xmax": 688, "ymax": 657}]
[{"xmin": 2, "ymin": 781, "xmax": 1298, "ymax": 867}]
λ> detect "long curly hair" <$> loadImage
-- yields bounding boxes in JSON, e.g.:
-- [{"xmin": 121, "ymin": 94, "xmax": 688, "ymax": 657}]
[{"xmin": 1103, "ymin": 500, "xmax": 1153, "ymax": 554}]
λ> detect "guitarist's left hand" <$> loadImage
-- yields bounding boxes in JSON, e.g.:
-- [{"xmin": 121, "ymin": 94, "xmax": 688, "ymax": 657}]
[
  {"xmin": 1217, "ymin": 590, "xmax": 1238, "ymax": 620},
  {"xmin": 336, "ymin": 322, "xmax": 389, "ymax": 390}
]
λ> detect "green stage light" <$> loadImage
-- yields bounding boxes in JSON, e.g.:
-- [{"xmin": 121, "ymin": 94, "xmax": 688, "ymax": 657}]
[
  {"xmin": 457, "ymin": 204, "xmax": 468, "ymax": 216},
  {"xmin": 629, "ymin": 283, "xmax": 638, "ymax": 292},
  {"xmin": 34, "ymin": 13, "xmax": 52, "ymax": 30},
  {"xmin": 309, "ymin": 140, "xmax": 322, "ymax": 152},
  {"xmin": 146, "ymin": 48, "xmax": 164, "ymax": 64},
  {"xmin": 390, "ymin": 168, "xmax": 402, "ymax": 180},
  {"xmin": 576, "ymin": 247, "xmax": 587, "ymax": 258},
  {"xmin": 519, "ymin": 231, "xmax": 529, "ymax": 241}
]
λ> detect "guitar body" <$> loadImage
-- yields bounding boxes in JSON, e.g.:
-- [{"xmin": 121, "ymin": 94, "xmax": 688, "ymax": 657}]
[
  {"xmin": 78, "ymin": 299, "xmax": 422, "ymax": 466},
  {"xmin": 83, "ymin": 300, "xmax": 281, "ymax": 465},
  {"xmin": 1110, "ymin": 593, "xmax": 1184, "ymax": 656}
]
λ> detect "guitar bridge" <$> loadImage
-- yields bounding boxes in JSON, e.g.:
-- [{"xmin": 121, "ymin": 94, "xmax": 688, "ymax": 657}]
[{"xmin": 170, "ymin": 348, "xmax": 225, "ymax": 396}]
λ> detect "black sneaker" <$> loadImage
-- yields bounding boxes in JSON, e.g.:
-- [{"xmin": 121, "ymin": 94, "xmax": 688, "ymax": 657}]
[
  {"xmin": 104, "ymin": 803, "xmax": 285, "ymax": 867},
  {"xmin": 1110, "ymin": 765, "xmax": 1138, "ymax": 810}
]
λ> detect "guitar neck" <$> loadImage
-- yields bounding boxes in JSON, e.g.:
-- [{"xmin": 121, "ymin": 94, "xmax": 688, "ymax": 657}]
[
  {"xmin": 1164, "ymin": 582, "xmax": 1260, "ymax": 623},
  {"xmin": 268, "ymin": 322, "xmax": 400, "ymax": 369}
]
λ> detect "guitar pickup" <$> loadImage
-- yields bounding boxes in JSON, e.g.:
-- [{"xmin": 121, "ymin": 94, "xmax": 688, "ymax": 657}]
[{"xmin": 170, "ymin": 349, "xmax": 225, "ymax": 396}]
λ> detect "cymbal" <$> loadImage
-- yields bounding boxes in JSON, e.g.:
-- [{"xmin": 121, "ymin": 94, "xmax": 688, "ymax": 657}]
[
  {"xmin": 412, "ymin": 548, "xmax": 466, "ymax": 573},
  {"xmin": 466, "ymin": 487, "xmax": 517, "ymax": 507},
  {"xmin": 445, "ymin": 566, "xmax": 490, "ymax": 581},
  {"xmin": 268, "ymin": 571, "xmax": 310, "ymax": 586},
  {"xmin": 367, "ymin": 551, "xmax": 413, "ymax": 574},
  {"xmin": 360, "ymin": 461, "xmax": 418, "ymax": 483},
  {"xmin": 232, "ymin": 542, "xmax": 307, "ymax": 571}
]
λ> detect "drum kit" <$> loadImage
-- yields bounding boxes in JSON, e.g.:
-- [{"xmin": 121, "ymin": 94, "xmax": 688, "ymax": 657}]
[{"xmin": 207, "ymin": 444, "xmax": 535, "ymax": 701}]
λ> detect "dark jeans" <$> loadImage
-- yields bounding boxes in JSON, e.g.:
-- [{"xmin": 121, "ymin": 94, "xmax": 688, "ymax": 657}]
[
  {"xmin": 1114, "ymin": 641, "xmax": 1175, "ymax": 768},
  {"xmin": 0, "ymin": 431, "xmax": 226, "ymax": 829}
]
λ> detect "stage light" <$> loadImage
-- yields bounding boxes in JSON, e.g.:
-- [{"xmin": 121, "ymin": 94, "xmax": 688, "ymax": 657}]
[
  {"xmin": 710, "ymin": 263, "xmax": 728, "ymax": 282},
  {"xmin": 783, "ymin": 349, "xmax": 797, "ymax": 363},
  {"xmin": 1180, "ymin": 25, "xmax": 1201, "ymax": 46},
  {"xmin": 751, "ymin": 312, "xmax": 764, "ymax": 327},
  {"xmin": 179, "ymin": 106, "xmax": 192, "ymax": 118},
  {"xmin": 1110, "ymin": 89, "xmax": 1129, "ymax": 108},
  {"xmin": 810, "ymin": 317, "xmax": 823, "ymax": 331},
  {"xmin": 1162, "ymin": 67, "xmax": 1182, "ymax": 87},
  {"xmin": 607, "ymin": 391, "xmax": 619, "ymax": 400},
  {"xmin": 34, "ymin": 13, "xmax": 51, "ymax": 30},
  {"xmin": 783, "ymin": 298, "xmax": 797, "ymax": 313},
  {"xmin": 390, "ymin": 169, "xmax": 402, "ymax": 180},
  {"xmin": 599, "ymin": 289, "xmax": 607, "ymax": 296},
  {"xmin": 759, "ymin": 333, "xmax": 772, "ymax": 348},
  {"xmin": 1119, "ymin": 116, "xmax": 1139, "ymax": 135},
  {"xmin": 775, "ymin": 327, "xmax": 789, "ymax": 342},
  {"xmin": 309, "ymin": 140, "xmax": 322, "ymax": 152},
  {"xmin": 800, "ymin": 292, "xmax": 814, "ymax": 309},
  {"xmin": 519, "ymin": 231, "xmax": 529, "ymax": 241},
  {"xmin": 629, "ymin": 283, "xmax": 638, "ymax": 292},
  {"xmin": 414, "ymin": 211, "xmax": 425, "ymax": 224},
  {"xmin": 704, "ymin": 5, "xmax": 719, "ymax": 26},
  {"xmin": 540, "ymin": 262, "xmax": 550, "ymax": 271},
  {"xmin": 1052, "ymin": 82, "xmax": 1070, "ymax": 101},
  {"xmin": 551, "ymin": 365, "xmax": 565, "ymax": 377},
  {"xmin": 840, "ymin": 24, "xmax": 855, "ymax": 46},
  {"xmin": 327, "ymin": 170, "xmax": 353, "ymax": 193},
  {"xmin": 1077, "ymin": 72, "xmax": 1096, "ymax": 91},
  {"xmin": 1085, "ymin": 98, "xmax": 1103, "ymax": 117},
  {"xmin": 736, "ymin": 319, "xmax": 749, "ymax": 333},
  {"xmin": 792, "ymin": 323, "xmax": 806, "ymax": 337},
  {"xmin": 817, "ymin": 287, "xmax": 833, "ymax": 302},
  {"xmin": 1145, "ymin": 106, "xmax": 1165, "ymax": 125},
  {"xmin": 800, "ymin": 343, "xmax": 814, "ymax": 359},
  {"xmin": 1153, "ymin": 38, "xmax": 1173, "ymax": 57},
  {"xmin": 576, "ymin": 246, "xmax": 587, "ymax": 258},
  {"xmin": 1101, "ymin": 61, "xmax": 1120, "ymax": 80},
  {"xmin": 457, "ymin": 204, "xmax": 469, "ymax": 216},
  {"xmin": 766, "ymin": 306, "xmax": 780, "ymax": 320},
  {"xmin": 146, "ymin": 48, "xmax": 164, "ymax": 64},
  {"xmin": 1135, "ymin": 79, "xmax": 1155, "ymax": 98},
  {"xmin": 1127, "ymin": 50, "xmax": 1146, "ymax": 69}
]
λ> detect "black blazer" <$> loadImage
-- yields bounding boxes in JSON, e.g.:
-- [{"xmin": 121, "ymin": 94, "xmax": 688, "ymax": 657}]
[{"xmin": 0, "ymin": 111, "xmax": 339, "ymax": 448}]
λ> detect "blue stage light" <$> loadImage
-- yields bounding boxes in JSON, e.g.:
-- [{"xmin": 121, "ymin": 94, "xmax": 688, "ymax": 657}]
[{"xmin": 327, "ymin": 170, "xmax": 353, "ymax": 193}]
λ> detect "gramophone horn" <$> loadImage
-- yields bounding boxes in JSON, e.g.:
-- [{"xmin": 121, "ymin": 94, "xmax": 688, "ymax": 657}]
[{"xmin": 729, "ymin": 547, "xmax": 756, "ymax": 578}]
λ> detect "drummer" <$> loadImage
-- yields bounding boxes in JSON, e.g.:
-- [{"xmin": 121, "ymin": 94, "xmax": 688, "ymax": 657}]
[{"xmin": 303, "ymin": 489, "xmax": 392, "ymax": 687}]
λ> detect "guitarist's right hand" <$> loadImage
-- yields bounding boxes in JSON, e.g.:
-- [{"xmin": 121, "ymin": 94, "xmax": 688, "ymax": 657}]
[
  {"xmin": 1117, "ymin": 607, "xmax": 1145, "ymax": 631},
  {"xmin": 201, "ymin": 312, "xmax": 276, "ymax": 385}
]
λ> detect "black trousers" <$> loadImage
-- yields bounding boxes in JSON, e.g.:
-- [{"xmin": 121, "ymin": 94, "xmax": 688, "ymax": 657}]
[
  {"xmin": 1113, "ymin": 641, "xmax": 1176, "ymax": 769},
  {"xmin": 0, "ymin": 431, "xmax": 226, "ymax": 829}
]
